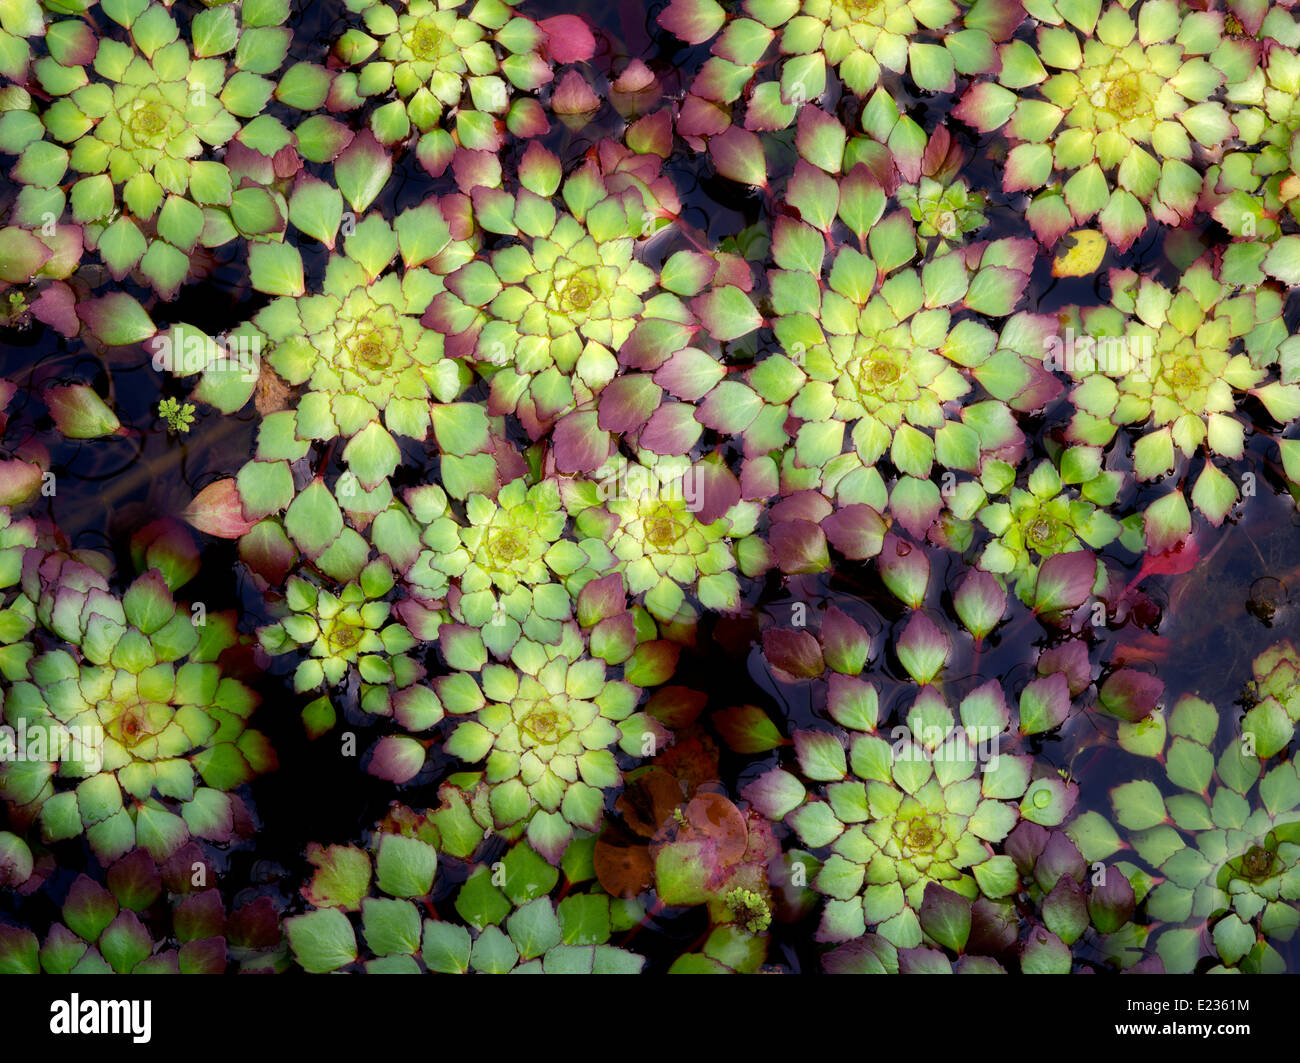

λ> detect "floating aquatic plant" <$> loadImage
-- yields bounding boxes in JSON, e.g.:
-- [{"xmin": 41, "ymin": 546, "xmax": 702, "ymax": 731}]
[
  {"xmin": 287, "ymin": 827, "xmax": 644, "ymax": 973},
  {"xmin": 1108, "ymin": 693, "xmax": 1300, "ymax": 972},
  {"xmin": 659, "ymin": 0, "xmax": 1019, "ymax": 131},
  {"xmin": 956, "ymin": 0, "xmax": 1247, "ymax": 250},
  {"xmin": 976, "ymin": 455, "xmax": 1118, "ymax": 604},
  {"xmin": 1059, "ymin": 259, "xmax": 1296, "ymax": 527},
  {"xmin": 426, "ymin": 145, "xmax": 675, "ymax": 439},
  {"xmin": 5, "ymin": 0, "xmax": 1300, "ymax": 982},
  {"xmin": 11, "ymin": 0, "xmax": 293, "ymax": 295},
  {"xmin": 324, "ymin": 0, "xmax": 595, "ymax": 150},
  {"xmin": 442, "ymin": 627, "xmax": 650, "ymax": 862},
  {"xmin": 0, "ymin": 846, "xmax": 284, "ymax": 974},
  {"xmin": 0, "ymin": 556, "xmax": 273, "ymax": 865}
]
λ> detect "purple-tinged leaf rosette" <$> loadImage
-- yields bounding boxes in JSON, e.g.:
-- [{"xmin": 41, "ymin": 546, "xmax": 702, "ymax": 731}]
[
  {"xmin": 822, "ymin": 840, "xmax": 1146, "ymax": 971},
  {"xmin": 388, "ymin": 482, "xmax": 471, "ymax": 626},
  {"xmin": 895, "ymin": 138, "xmax": 989, "ymax": 254},
  {"xmin": 0, "ymin": 508, "xmax": 38, "ymax": 681},
  {"xmin": 761, "ymin": 168, "xmax": 1034, "ymax": 534},
  {"xmin": 0, "ymin": 568, "xmax": 273, "ymax": 865},
  {"xmin": 744, "ymin": 678, "xmax": 1033, "ymax": 949},
  {"xmin": 565, "ymin": 453, "xmax": 759, "ymax": 624},
  {"xmin": 767, "ymin": 0, "xmax": 1022, "ymax": 99},
  {"xmin": 1210, "ymin": 9, "xmax": 1300, "ymax": 243},
  {"xmin": 377, "ymin": 475, "xmax": 605, "ymax": 657},
  {"xmin": 321, "ymin": 0, "xmax": 590, "ymax": 150},
  {"xmin": 225, "ymin": 420, "xmax": 436, "ymax": 598},
  {"xmin": 288, "ymin": 832, "xmax": 643, "ymax": 973},
  {"xmin": 1058, "ymin": 259, "xmax": 1295, "ymax": 526},
  {"xmin": 22, "ymin": 1, "xmax": 292, "ymax": 295},
  {"xmin": 286, "ymin": 810, "xmax": 443, "ymax": 973},
  {"xmin": 1103, "ymin": 693, "xmax": 1300, "ymax": 973},
  {"xmin": 1241, "ymin": 641, "xmax": 1300, "ymax": 760},
  {"xmin": 428, "ymin": 145, "xmax": 679, "ymax": 442},
  {"xmin": 447, "ymin": 477, "xmax": 614, "ymax": 651},
  {"xmin": 256, "ymin": 561, "xmax": 426, "ymax": 740},
  {"xmin": 194, "ymin": 202, "xmax": 476, "ymax": 450},
  {"xmin": 955, "ymin": 0, "xmax": 1247, "ymax": 250},
  {"xmin": 976, "ymin": 456, "xmax": 1118, "ymax": 605},
  {"xmin": 972, "ymin": 818, "xmax": 1152, "ymax": 972},
  {"xmin": 0, "ymin": 82, "xmax": 92, "ymax": 298},
  {"xmin": 440, "ymin": 626, "xmax": 657, "ymax": 863},
  {"xmin": 659, "ymin": 0, "xmax": 1019, "ymax": 134},
  {"xmin": 0, "ymin": 850, "xmax": 286, "ymax": 974}
]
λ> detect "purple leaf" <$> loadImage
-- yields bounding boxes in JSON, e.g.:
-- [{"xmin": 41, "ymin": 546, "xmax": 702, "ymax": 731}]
[
  {"xmin": 769, "ymin": 520, "xmax": 829, "ymax": 574},
  {"xmin": 761, "ymin": 628, "xmax": 824, "ymax": 678},
  {"xmin": 1088, "ymin": 871, "xmax": 1136, "ymax": 934},
  {"xmin": 1037, "ymin": 640, "xmax": 1092, "ymax": 697},
  {"xmin": 1019, "ymin": 672, "xmax": 1071, "ymax": 735},
  {"xmin": 688, "ymin": 460, "xmax": 741, "ymax": 525},
  {"xmin": 597, "ymin": 375, "xmax": 662, "ymax": 433},
  {"xmin": 638, "ymin": 402, "xmax": 703, "ymax": 455},
  {"xmin": 553, "ymin": 411, "xmax": 611, "ymax": 473},
  {"xmin": 538, "ymin": 14, "xmax": 596, "ymax": 62},
  {"xmin": 1033, "ymin": 550, "xmax": 1097, "ymax": 614},
  {"xmin": 822, "ymin": 504, "xmax": 886, "ymax": 560},
  {"xmin": 1098, "ymin": 669, "xmax": 1163, "ymax": 723}
]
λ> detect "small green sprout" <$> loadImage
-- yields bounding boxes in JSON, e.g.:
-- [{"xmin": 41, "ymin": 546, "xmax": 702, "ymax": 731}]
[
  {"xmin": 158, "ymin": 397, "xmax": 195, "ymax": 434},
  {"xmin": 725, "ymin": 887, "xmax": 772, "ymax": 935},
  {"xmin": 0, "ymin": 292, "xmax": 27, "ymax": 326}
]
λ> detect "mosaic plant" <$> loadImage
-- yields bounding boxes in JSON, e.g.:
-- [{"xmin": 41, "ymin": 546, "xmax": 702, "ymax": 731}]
[{"xmin": 3, "ymin": 0, "xmax": 1300, "ymax": 985}]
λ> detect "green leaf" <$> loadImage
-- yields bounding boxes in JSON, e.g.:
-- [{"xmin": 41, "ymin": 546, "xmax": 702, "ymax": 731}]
[
  {"xmin": 98, "ymin": 217, "xmax": 147, "ymax": 276},
  {"xmin": 191, "ymin": 6, "xmax": 238, "ymax": 56},
  {"xmin": 918, "ymin": 884, "xmax": 971, "ymax": 952},
  {"xmin": 506, "ymin": 897, "xmax": 562, "ymax": 959},
  {"xmin": 45, "ymin": 385, "xmax": 120, "ymax": 439},
  {"xmin": 557, "ymin": 894, "xmax": 611, "ymax": 945},
  {"xmin": 793, "ymin": 730, "xmax": 846, "ymax": 781},
  {"xmin": 283, "ymin": 481, "xmax": 343, "ymax": 557},
  {"xmin": 971, "ymin": 854, "xmax": 1018, "ymax": 898},
  {"xmin": 431, "ymin": 403, "xmax": 490, "ymax": 456},
  {"xmin": 342, "ymin": 422, "xmax": 401, "ymax": 489},
  {"xmin": 1020, "ymin": 928, "xmax": 1071, "ymax": 973},
  {"xmin": 653, "ymin": 840, "xmax": 713, "ymax": 906},
  {"xmin": 156, "ymin": 196, "xmax": 204, "ymax": 252},
  {"xmin": 1212, "ymin": 913, "xmax": 1255, "ymax": 966},
  {"xmin": 375, "ymin": 833, "xmax": 438, "ymax": 898},
  {"xmin": 286, "ymin": 908, "xmax": 357, "ymax": 973},
  {"xmin": 499, "ymin": 841, "xmax": 561, "ymax": 905},
  {"xmin": 335, "ymin": 132, "xmax": 392, "ymax": 213},
  {"xmin": 1165, "ymin": 737, "xmax": 1213, "ymax": 794},
  {"xmin": 421, "ymin": 920, "xmax": 471, "ymax": 973},
  {"xmin": 361, "ymin": 897, "xmax": 421, "ymax": 956},
  {"xmin": 469, "ymin": 924, "xmax": 518, "ymax": 973},
  {"xmin": 868, "ymin": 212, "xmax": 916, "ymax": 275},
  {"xmin": 1111, "ymin": 780, "xmax": 1166, "ymax": 830},
  {"xmin": 248, "ymin": 242, "xmax": 305, "ymax": 297},
  {"xmin": 692, "ymin": 285, "xmax": 762, "ymax": 342},
  {"xmin": 289, "ymin": 177, "xmax": 344, "ymax": 248},
  {"xmin": 1064, "ymin": 811, "xmax": 1122, "ymax": 862},
  {"xmin": 713, "ymin": 703, "xmax": 785, "ymax": 752},
  {"xmin": 303, "ymin": 843, "xmax": 371, "ymax": 911},
  {"xmin": 78, "ymin": 292, "xmax": 156, "ymax": 346},
  {"xmin": 455, "ymin": 867, "xmax": 511, "ymax": 929}
]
